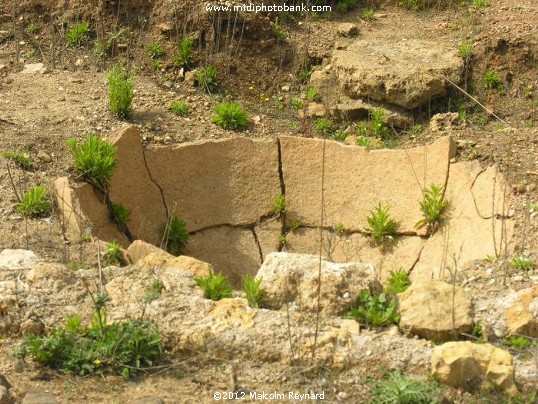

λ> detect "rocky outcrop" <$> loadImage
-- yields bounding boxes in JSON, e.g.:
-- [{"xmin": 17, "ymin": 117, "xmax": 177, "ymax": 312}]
[
  {"xmin": 431, "ymin": 342, "xmax": 518, "ymax": 396},
  {"xmin": 398, "ymin": 281, "xmax": 474, "ymax": 341},
  {"xmin": 332, "ymin": 38, "xmax": 464, "ymax": 109},
  {"xmin": 126, "ymin": 240, "xmax": 171, "ymax": 264},
  {"xmin": 256, "ymin": 252, "xmax": 375, "ymax": 316},
  {"xmin": 504, "ymin": 286, "xmax": 538, "ymax": 337},
  {"xmin": 0, "ymin": 249, "xmax": 40, "ymax": 269}
]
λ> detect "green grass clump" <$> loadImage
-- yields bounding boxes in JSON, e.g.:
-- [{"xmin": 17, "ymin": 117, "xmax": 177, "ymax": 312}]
[
  {"xmin": 2, "ymin": 151, "xmax": 32, "ymax": 169},
  {"xmin": 162, "ymin": 216, "xmax": 189, "ymax": 255},
  {"xmin": 104, "ymin": 241, "xmax": 124, "ymax": 266},
  {"xmin": 169, "ymin": 100, "xmax": 189, "ymax": 116},
  {"xmin": 334, "ymin": 223, "xmax": 347, "ymax": 236},
  {"xmin": 364, "ymin": 203, "xmax": 397, "ymax": 244},
  {"xmin": 144, "ymin": 280, "xmax": 165, "ymax": 303},
  {"xmin": 415, "ymin": 184, "xmax": 448, "ymax": 235},
  {"xmin": 385, "ymin": 269, "xmax": 411, "ymax": 295},
  {"xmin": 484, "ymin": 69, "xmax": 503, "ymax": 91},
  {"xmin": 109, "ymin": 203, "xmax": 130, "ymax": 226},
  {"xmin": 147, "ymin": 43, "xmax": 163, "ymax": 59},
  {"xmin": 370, "ymin": 370, "xmax": 438, "ymax": 404},
  {"xmin": 212, "ymin": 102, "xmax": 248, "ymax": 131},
  {"xmin": 336, "ymin": 0, "xmax": 358, "ymax": 12},
  {"xmin": 306, "ymin": 87, "xmax": 321, "ymax": 102},
  {"xmin": 196, "ymin": 271, "xmax": 233, "ymax": 301},
  {"xmin": 346, "ymin": 290, "xmax": 399, "ymax": 327},
  {"xmin": 506, "ymin": 336, "xmax": 531, "ymax": 349},
  {"xmin": 291, "ymin": 97, "xmax": 304, "ymax": 111},
  {"xmin": 361, "ymin": 8, "xmax": 375, "ymax": 20},
  {"xmin": 107, "ymin": 64, "xmax": 134, "ymax": 119},
  {"xmin": 314, "ymin": 117, "xmax": 337, "ymax": 136},
  {"xmin": 242, "ymin": 275, "xmax": 266, "ymax": 308},
  {"xmin": 15, "ymin": 311, "xmax": 163, "ymax": 379},
  {"xmin": 274, "ymin": 194, "xmax": 286, "ymax": 216},
  {"xmin": 68, "ymin": 134, "xmax": 117, "ymax": 188},
  {"xmin": 272, "ymin": 17, "xmax": 286, "ymax": 42},
  {"xmin": 510, "ymin": 254, "xmax": 534, "ymax": 271},
  {"xmin": 370, "ymin": 108, "xmax": 390, "ymax": 139},
  {"xmin": 66, "ymin": 21, "xmax": 90, "ymax": 46},
  {"xmin": 196, "ymin": 65, "xmax": 218, "ymax": 93},
  {"xmin": 458, "ymin": 42, "xmax": 473, "ymax": 61},
  {"xmin": 174, "ymin": 37, "xmax": 194, "ymax": 68},
  {"xmin": 17, "ymin": 185, "xmax": 51, "ymax": 218},
  {"xmin": 472, "ymin": 0, "xmax": 490, "ymax": 11}
]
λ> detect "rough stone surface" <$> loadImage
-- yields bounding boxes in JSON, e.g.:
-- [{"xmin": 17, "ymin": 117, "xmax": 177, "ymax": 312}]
[
  {"xmin": 332, "ymin": 38, "xmax": 463, "ymax": 108},
  {"xmin": 255, "ymin": 218, "xmax": 282, "ymax": 260},
  {"xmin": 109, "ymin": 125, "xmax": 167, "ymax": 244},
  {"xmin": 280, "ymin": 135, "xmax": 456, "ymax": 235},
  {"xmin": 126, "ymin": 240, "xmax": 171, "ymax": 264},
  {"xmin": 504, "ymin": 286, "xmax": 538, "ymax": 337},
  {"xmin": 22, "ymin": 63, "xmax": 47, "ymax": 74},
  {"xmin": 431, "ymin": 342, "xmax": 518, "ymax": 396},
  {"xmin": 256, "ymin": 252, "xmax": 375, "ymax": 316},
  {"xmin": 184, "ymin": 226, "xmax": 261, "ymax": 285},
  {"xmin": 0, "ymin": 249, "xmax": 39, "ymax": 269},
  {"xmin": 145, "ymin": 137, "xmax": 280, "ymax": 232},
  {"xmin": 22, "ymin": 389, "xmax": 59, "ymax": 404},
  {"xmin": 337, "ymin": 23, "xmax": 359, "ymax": 37},
  {"xmin": 53, "ymin": 176, "xmax": 85, "ymax": 240},
  {"xmin": 398, "ymin": 281, "xmax": 474, "ymax": 340},
  {"xmin": 0, "ymin": 385, "xmax": 9, "ymax": 404},
  {"xmin": 26, "ymin": 263, "xmax": 75, "ymax": 292}
]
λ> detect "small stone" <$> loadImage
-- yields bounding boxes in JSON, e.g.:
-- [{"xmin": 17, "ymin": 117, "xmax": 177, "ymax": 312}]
[
  {"xmin": 22, "ymin": 389, "xmax": 59, "ymax": 404},
  {"xmin": 22, "ymin": 63, "xmax": 46, "ymax": 74},
  {"xmin": 281, "ymin": 85, "xmax": 290, "ymax": 92},
  {"xmin": 184, "ymin": 70, "xmax": 196, "ymax": 86},
  {"xmin": 252, "ymin": 115, "xmax": 262, "ymax": 124},
  {"xmin": 36, "ymin": 150, "xmax": 52, "ymax": 163},
  {"xmin": 337, "ymin": 23, "xmax": 359, "ymax": 37},
  {"xmin": 13, "ymin": 359, "xmax": 25, "ymax": 373},
  {"xmin": 158, "ymin": 23, "xmax": 172, "ymax": 34}
]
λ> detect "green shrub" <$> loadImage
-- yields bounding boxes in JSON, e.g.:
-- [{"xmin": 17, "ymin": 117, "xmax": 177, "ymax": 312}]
[
  {"xmin": 356, "ymin": 136, "xmax": 372, "ymax": 148},
  {"xmin": 104, "ymin": 241, "xmax": 124, "ymax": 266},
  {"xmin": 162, "ymin": 216, "xmax": 189, "ymax": 255},
  {"xmin": 385, "ymin": 269, "xmax": 411, "ymax": 295},
  {"xmin": 109, "ymin": 203, "xmax": 130, "ymax": 225},
  {"xmin": 17, "ymin": 185, "xmax": 51, "ymax": 218},
  {"xmin": 415, "ymin": 184, "xmax": 448, "ymax": 235},
  {"xmin": 196, "ymin": 271, "xmax": 233, "ymax": 301},
  {"xmin": 272, "ymin": 17, "xmax": 286, "ymax": 42},
  {"xmin": 330, "ymin": 130, "xmax": 348, "ymax": 142},
  {"xmin": 169, "ymin": 100, "xmax": 189, "ymax": 116},
  {"xmin": 147, "ymin": 43, "xmax": 163, "ymax": 59},
  {"xmin": 370, "ymin": 370, "xmax": 438, "ymax": 404},
  {"xmin": 335, "ymin": 223, "xmax": 347, "ymax": 236},
  {"xmin": 68, "ymin": 134, "xmax": 117, "ymax": 188},
  {"xmin": 2, "ymin": 150, "xmax": 32, "ymax": 169},
  {"xmin": 510, "ymin": 254, "xmax": 534, "ymax": 271},
  {"xmin": 315, "ymin": 117, "xmax": 337, "ymax": 136},
  {"xmin": 346, "ymin": 290, "xmax": 399, "ymax": 327},
  {"xmin": 370, "ymin": 108, "xmax": 390, "ymax": 139},
  {"xmin": 472, "ymin": 0, "xmax": 490, "ymax": 11},
  {"xmin": 107, "ymin": 64, "xmax": 135, "ymax": 119},
  {"xmin": 506, "ymin": 336, "xmax": 531, "ymax": 349},
  {"xmin": 291, "ymin": 97, "xmax": 304, "ymax": 111},
  {"xmin": 484, "ymin": 69, "xmax": 503, "ymax": 91},
  {"xmin": 174, "ymin": 37, "xmax": 194, "ymax": 68},
  {"xmin": 196, "ymin": 65, "xmax": 218, "ymax": 93},
  {"xmin": 212, "ymin": 102, "xmax": 248, "ymax": 131},
  {"xmin": 144, "ymin": 280, "xmax": 165, "ymax": 303},
  {"xmin": 66, "ymin": 21, "xmax": 91, "ymax": 46},
  {"xmin": 242, "ymin": 275, "xmax": 266, "ymax": 308},
  {"xmin": 458, "ymin": 42, "xmax": 472, "ymax": 60},
  {"xmin": 15, "ymin": 313, "xmax": 163, "ymax": 379},
  {"xmin": 361, "ymin": 8, "xmax": 375, "ymax": 21},
  {"xmin": 274, "ymin": 194, "xmax": 286, "ymax": 216},
  {"xmin": 364, "ymin": 203, "xmax": 397, "ymax": 244}
]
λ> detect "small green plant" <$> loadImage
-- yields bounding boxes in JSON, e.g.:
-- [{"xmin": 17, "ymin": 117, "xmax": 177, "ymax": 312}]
[
  {"xmin": 104, "ymin": 241, "xmax": 123, "ymax": 266},
  {"xmin": 330, "ymin": 130, "xmax": 348, "ymax": 142},
  {"xmin": 68, "ymin": 134, "xmax": 117, "ymax": 188},
  {"xmin": 295, "ymin": 64, "xmax": 312, "ymax": 84},
  {"xmin": 370, "ymin": 108, "xmax": 390, "ymax": 139},
  {"xmin": 346, "ymin": 290, "xmax": 399, "ymax": 327},
  {"xmin": 15, "ymin": 312, "xmax": 163, "ymax": 379},
  {"xmin": 306, "ymin": 87, "xmax": 321, "ymax": 102},
  {"xmin": 356, "ymin": 136, "xmax": 372, "ymax": 148},
  {"xmin": 272, "ymin": 17, "xmax": 286, "ymax": 42},
  {"xmin": 484, "ymin": 69, "xmax": 503, "ymax": 91},
  {"xmin": 174, "ymin": 37, "xmax": 194, "ymax": 68},
  {"xmin": 274, "ymin": 194, "xmax": 286, "ymax": 216},
  {"xmin": 472, "ymin": 0, "xmax": 490, "ymax": 11},
  {"xmin": 291, "ymin": 97, "xmax": 304, "ymax": 111},
  {"xmin": 403, "ymin": 0, "xmax": 425, "ymax": 11},
  {"xmin": 510, "ymin": 254, "xmax": 534, "ymax": 271},
  {"xmin": 529, "ymin": 202, "xmax": 538, "ymax": 212},
  {"xmin": 169, "ymin": 100, "xmax": 189, "ymax": 117},
  {"xmin": 196, "ymin": 270, "xmax": 233, "ymax": 301},
  {"xmin": 196, "ymin": 66, "xmax": 218, "ymax": 93},
  {"xmin": 27, "ymin": 19, "xmax": 38, "ymax": 34},
  {"xmin": 336, "ymin": 0, "xmax": 358, "ymax": 12},
  {"xmin": 162, "ymin": 216, "xmax": 189, "ymax": 256},
  {"xmin": 364, "ymin": 203, "xmax": 397, "ymax": 244},
  {"xmin": 458, "ymin": 42, "xmax": 473, "ymax": 61},
  {"xmin": 315, "ymin": 117, "xmax": 337, "ymax": 136},
  {"xmin": 278, "ymin": 234, "xmax": 288, "ymax": 247},
  {"xmin": 370, "ymin": 370, "xmax": 438, "ymax": 404},
  {"xmin": 416, "ymin": 184, "xmax": 448, "ymax": 235},
  {"xmin": 151, "ymin": 60, "xmax": 162, "ymax": 70},
  {"xmin": 107, "ymin": 64, "xmax": 134, "ymax": 119},
  {"xmin": 66, "ymin": 21, "xmax": 91, "ymax": 46},
  {"xmin": 385, "ymin": 269, "xmax": 411, "ymax": 295},
  {"xmin": 334, "ymin": 223, "xmax": 347, "ymax": 236},
  {"xmin": 242, "ymin": 275, "xmax": 266, "ymax": 308},
  {"xmin": 212, "ymin": 102, "xmax": 248, "ymax": 131},
  {"xmin": 361, "ymin": 8, "xmax": 375, "ymax": 21},
  {"xmin": 109, "ymin": 203, "xmax": 130, "ymax": 225},
  {"xmin": 144, "ymin": 280, "xmax": 165, "ymax": 303},
  {"xmin": 410, "ymin": 124, "xmax": 423, "ymax": 135},
  {"xmin": 17, "ymin": 185, "xmax": 51, "ymax": 218},
  {"xmin": 94, "ymin": 40, "xmax": 110, "ymax": 59},
  {"xmin": 505, "ymin": 336, "xmax": 531, "ymax": 349},
  {"xmin": 2, "ymin": 151, "xmax": 32, "ymax": 169},
  {"xmin": 290, "ymin": 218, "xmax": 301, "ymax": 233},
  {"xmin": 147, "ymin": 43, "xmax": 163, "ymax": 59}
]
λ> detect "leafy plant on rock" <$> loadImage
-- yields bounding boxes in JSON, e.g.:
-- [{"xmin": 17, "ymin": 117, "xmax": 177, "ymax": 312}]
[
  {"xmin": 109, "ymin": 203, "xmax": 130, "ymax": 226},
  {"xmin": 385, "ymin": 269, "xmax": 411, "ymax": 295},
  {"xmin": 107, "ymin": 63, "xmax": 135, "ymax": 119},
  {"xmin": 415, "ymin": 184, "xmax": 448, "ymax": 235},
  {"xmin": 162, "ymin": 216, "xmax": 189, "ymax": 256},
  {"xmin": 2, "ymin": 150, "xmax": 32, "ymax": 169},
  {"xmin": 196, "ymin": 65, "xmax": 218, "ymax": 93},
  {"xmin": 370, "ymin": 370, "xmax": 438, "ymax": 404},
  {"xmin": 510, "ymin": 254, "xmax": 534, "ymax": 271},
  {"xmin": 196, "ymin": 270, "xmax": 233, "ymax": 301},
  {"xmin": 174, "ymin": 37, "xmax": 194, "ymax": 68},
  {"xmin": 104, "ymin": 241, "xmax": 124, "ymax": 266},
  {"xmin": 346, "ymin": 290, "xmax": 399, "ymax": 327},
  {"xmin": 66, "ymin": 21, "xmax": 91, "ymax": 46},
  {"xmin": 364, "ymin": 203, "xmax": 397, "ymax": 245},
  {"xmin": 242, "ymin": 275, "xmax": 266, "ymax": 308}
]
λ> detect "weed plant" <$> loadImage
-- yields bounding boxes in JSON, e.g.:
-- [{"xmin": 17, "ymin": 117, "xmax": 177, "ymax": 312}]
[
  {"xmin": 272, "ymin": 17, "xmax": 286, "ymax": 42},
  {"xmin": 104, "ymin": 241, "xmax": 123, "ymax": 266},
  {"xmin": 274, "ymin": 194, "xmax": 286, "ymax": 216},
  {"xmin": 370, "ymin": 370, "xmax": 438, "ymax": 404},
  {"xmin": 66, "ymin": 21, "xmax": 90, "ymax": 46},
  {"xmin": 2, "ymin": 151, "xmax": 32, "ymax": 169},
  {"xmin": 306, "ymin": 87, "xmax": 321, "ymax": 102},
  {"xmin": 510, "ymin": 254, "xmax": 534, "ymax": 271},
  {"xmin": 147, "ymin": 43, "xmax": 163, "ymax": 59},
  {"xmin": 109, "ymin": 203, "xmax": 130, "ymax": 225},
  {"xmin": 196, "ymin": 66, "xmax": 218, "ymax": 93},
  {"xmin": 314, "ymin": 117, "xmax": 337, "ymax": 136},
  {"xmin": 174, "ymin": 37, "xmax": 194, "ymax": 68},
  {"xmin": 385, "ymin": 269, "xmax": 411, "ymax": 295},
  {"xmin": 364, "ymin": 203, "xmax": 397, "ymax": 245},
  {"xmin": 361, "ymin": 8, "xmax": 375, "ymax": 20},
  {"xmin": 346, "ymin": 290, "xmax": 399, "ymax": 327},
  {"xmin": 162, "ymin": 216, "xmax": 189, "ymax": 255},
  {"xmin": 416, "ymin": 184, "xmax": 448, "ymax": 235},
  {"xmin": 212, "ymin": 102, "xmax": 248, "ymax": 131},
  {"xmin": 169, "ymin": 100, "xmax": 189, "ymax": 116},
  {"xmin": 242, "ymin": 275, "xmax": 266, "ymax": 308},
  {"xmin": 68, "ymin": 134, "xmax": 117, "ymax": 188},
  {"xmin": 484, "ymin": 69, "xmax": 503, "ymax": 91},
  {"xmin": 196, "ymin": 271, "xmax": 233, "ymax": 301},
  {"xmin": 17, "ymin": 185, "xmax": 51, "ymax": 218},
  {"xmin": 505, "ymin": 336, "xmax": 532, "ymax": 349},
  {"xmin": 144, "ymin": 280, "xmax": 165, "ymax": 303},
  {"xmin": 108, "ymin": 64, "xmax": 134, "ymax": 119}
]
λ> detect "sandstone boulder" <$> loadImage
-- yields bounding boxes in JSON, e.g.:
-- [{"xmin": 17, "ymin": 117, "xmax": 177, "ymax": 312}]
[
  {"xmin": 54, "ymin": 177, "xmax": 85, "ymax": 239},
  {"xmin": 431, "ymin": 342, "xmax": 518, "ymax": 395},
  {"xmin": 332, "ymin": 38, "xmax": 463, "ymax": 109},
  {"xmin": 256, "ymin": 252, "xmax": 375, "ymax": 316},
  {"xmin": 398, "ymin": 281, "xmax": 474, "ymax": 341},
  {"xmin": 504, "ymin": 286, "xmax": 538, "ymax": 337},
  {"xmin": 126, "ymin": 240, "xmax": 171, "ymax": 264},
  {"xmin": 0, "ymin": 249, "xmax": 39, "ymax": 269}
]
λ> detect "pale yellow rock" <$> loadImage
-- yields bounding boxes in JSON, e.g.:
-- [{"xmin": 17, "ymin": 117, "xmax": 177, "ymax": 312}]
[
  {"xmin": 53, "ymin": 177, "xmax": 84, "ymax": 240},
  {"xmin": 139, "ymin": 253, "xmax": 211, "ymax": 279},
  {"xmin": 207, "ymin": 298, "xmax": 256, "ymax": 332},
  {"xmin": 127, "ymin": 240, "xmax": 171, "ymax": 264},
  {"xmin": 431, "ymin": 342, "xmax": 518, "ymax": 396},
  {"xmin": 505, "ymin": 286, "xmax": 538, "ymax": 337}
]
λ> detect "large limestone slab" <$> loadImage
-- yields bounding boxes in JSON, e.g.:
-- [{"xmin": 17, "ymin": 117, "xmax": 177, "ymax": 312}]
[
  {"xmin": 54, "ymin": 177, "xmax": 85, "ymax": 239},
  {"xmin": 183, "ymin": 226, "xmax": 262, "ymax": 286},
  {"xmin": 284, "ymin": 228, "xmax": 424, "ymax": 281},
  {"xmin": 333, "ymin": 38, "xmax": 463, "ymax": 109},
  {"xmin": 280, "ymin": 136, "xmax": 456, "ymax": 235},
  {"xmin": 108, "ymin": 125, "xmax": 167, "ymax": 244},
  {"xmin": 145, "ymin": 137, "xmax": 280, "ymax": 232},
  {"xmin": 412, "ymin": 162, "xmax": 514, "ymax": 280}
]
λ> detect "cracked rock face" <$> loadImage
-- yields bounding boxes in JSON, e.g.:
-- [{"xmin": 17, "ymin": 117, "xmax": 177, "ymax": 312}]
[{"xmin": 60, "ymin": 125, "xmax": 513, "ymax": 282}]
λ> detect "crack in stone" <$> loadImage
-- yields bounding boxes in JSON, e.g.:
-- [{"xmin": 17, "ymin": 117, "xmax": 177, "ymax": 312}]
[
  {"xmin": 276, "ymin": 138, "xmax": 286, "ymax": 252},
  {"xmin": 141, "ymin": 145, "xmax": 169, "ymax": 219},
  {"xmin": 407, "ymin": 241, "xmax": 426, "ymax": 276},
  {"xmin": 251, "ymin": 228, "xmax": 264, "ymax": 264}
]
